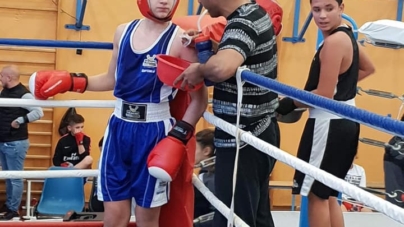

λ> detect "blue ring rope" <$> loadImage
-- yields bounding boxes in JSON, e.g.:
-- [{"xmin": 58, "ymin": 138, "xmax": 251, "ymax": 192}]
[
  {"xmin": 0, "ymin": 38, "xmax": 113, "ymax": 50},
  {"xmin": 2, "ymin": 38, "xmax": 403, "ymax": 137},
  {"xmin": 241, "ymin": 70, "xmax": 404, "ymax": 137}
]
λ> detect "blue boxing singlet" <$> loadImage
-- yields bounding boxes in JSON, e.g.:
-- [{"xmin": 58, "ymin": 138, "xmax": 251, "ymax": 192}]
[{"xmin": 114, "ymin": 19, "xmax": 179, "ymax": 103}]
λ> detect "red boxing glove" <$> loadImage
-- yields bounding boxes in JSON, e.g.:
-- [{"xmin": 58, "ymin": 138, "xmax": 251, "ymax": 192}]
[
  {"xmin": 29, "ymin": 70, "xmax": 88, "ymax": 100},
  {"xmin": 75, "ymin": 132, "xmax": 84, "ymax": 145},
  {"xmin": 147, "ymin": 137, "xmax": 186, "ymax": 182},
  {"xmin": 147, "ymin": 120, "xmax": 194, "ymax": 181}
]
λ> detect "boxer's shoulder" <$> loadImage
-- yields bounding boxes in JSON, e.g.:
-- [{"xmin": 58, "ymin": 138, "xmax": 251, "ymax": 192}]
[
  {"xmin": 167, "ymin": 28, "xmax": 198, "ymax": 62},
  {"xmin": 115, "ymin": 22, "xmax": 130, "ymax": 35},
  {"xmin": 111, "ymin": 22, "xmax": 130, "ymax": 45},
  {"xmin": 323, "ymin": 30, "xmax": 351, "ymax": 48}
]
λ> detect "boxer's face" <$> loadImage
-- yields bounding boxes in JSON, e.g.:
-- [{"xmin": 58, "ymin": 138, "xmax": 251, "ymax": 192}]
[
  {"xmin": 68, "ymin": 122, "xmax": 84, "ymax": 135},
  {"xmin": 149, "ymin": 0, "xmax": 175, "ymax": 19},
  {"xmin": 311, "ymin": 0, "xmax": 344, "ymax": 32}
]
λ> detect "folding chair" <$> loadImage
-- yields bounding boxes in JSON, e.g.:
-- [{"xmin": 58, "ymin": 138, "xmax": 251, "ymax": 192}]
[{"xmin": 36, "ymin": 166, "xmax": 85, "ymax": 217}]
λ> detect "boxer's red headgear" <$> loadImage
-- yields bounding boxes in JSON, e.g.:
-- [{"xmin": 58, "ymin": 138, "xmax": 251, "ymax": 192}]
[{"xmin": 137, "ymin": 0, "xmax": 180, "ymax": 23}]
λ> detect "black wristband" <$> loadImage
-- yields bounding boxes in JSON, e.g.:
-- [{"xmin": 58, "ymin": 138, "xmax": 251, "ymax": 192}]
[
  {"xmin": 168, "ymin": 120, "xmax": 195, "ymax": 145},
  {"xmin": 23, "ymin": 116, "xmax": 29, "ymax": 124},
  {"xmin": 276, "ymin": 97, "xmax": 297, "ymax": 115},
  {"xmin": 69, "ymin": 73, "xmax": 89, "ymax": 92}
]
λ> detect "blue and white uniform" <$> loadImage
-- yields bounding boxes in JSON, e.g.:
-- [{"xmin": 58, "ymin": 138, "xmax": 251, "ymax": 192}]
[{"xmin": 97, "ymin": 19, "xmax": 179, "ymax": 208}]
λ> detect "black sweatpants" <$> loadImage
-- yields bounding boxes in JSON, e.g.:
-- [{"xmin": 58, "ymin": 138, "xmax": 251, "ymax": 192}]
[{"xmin": 213, "ymin": 119, "xmax": 279, "ymax": 227}]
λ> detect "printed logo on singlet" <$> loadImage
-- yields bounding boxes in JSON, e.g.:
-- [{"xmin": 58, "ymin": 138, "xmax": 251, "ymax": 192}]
[{"xmin": 142, "ymin": 54, "xmax": 157, "ymax": 73}]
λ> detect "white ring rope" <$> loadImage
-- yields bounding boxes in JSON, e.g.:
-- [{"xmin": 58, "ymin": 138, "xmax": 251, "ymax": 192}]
[
  {"xmin": 202, "ymin": 111, "xmax": 404, "ymax": 225},
  {"xmin": 0, "ymin": 169, "xmax": 248, "ymax": 225},
  {"xmin": 0, "ymin": 169, "xmax": 248, "ymax": 226},
  {"xmin": 227, "ymin": 66, "xmax": 247, "ymax": 227},
  {"xmin": 0, "ymin": 99, "xmax": 115, "ymax": 108},
  {"xmin": 192, "ymin": 174, "xmax": 249, "ymax": 227},
  {"xmin": 0, "ymin": 169, "xmax": 98, "ymax": 179},
  {"xmin": 0, "ymin": 83, "xmax": 402, "ymax": 223}
]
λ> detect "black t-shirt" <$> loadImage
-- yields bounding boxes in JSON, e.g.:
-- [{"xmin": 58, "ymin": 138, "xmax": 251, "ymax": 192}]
[
  {"xmin": 53, "ymin": 133, "xmax": 91, "ymax": 166},
  {"xmin": 212, "ymin": 2, "xmax": 278, "ymax": 148}
]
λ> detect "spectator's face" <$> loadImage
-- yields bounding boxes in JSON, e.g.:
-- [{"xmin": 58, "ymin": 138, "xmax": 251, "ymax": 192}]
[
  {"xmin": 0, "ymin": 71, "xmax": 10, "ymax": 88},
  {"xmin": 195, "ymin": 142, "xmax": 211, "ymax": 165},
  {"xmin": 198, "ymin": 0, "xmax": 220, "ymax": 18},
  {"xmin": 68, "ymin": 122, "xmax": 84, "ymax": 135}
]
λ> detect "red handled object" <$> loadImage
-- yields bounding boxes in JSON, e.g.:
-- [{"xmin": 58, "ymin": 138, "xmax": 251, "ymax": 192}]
[{"xmin": 156, "ymin": 55, "xmax": 204, "ymax": 91}]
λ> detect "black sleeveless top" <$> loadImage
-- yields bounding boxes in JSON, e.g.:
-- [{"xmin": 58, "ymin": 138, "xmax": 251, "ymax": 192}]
[{"xmin": 303, "ymin": 26, "xmax": 359, "ymax": 101}]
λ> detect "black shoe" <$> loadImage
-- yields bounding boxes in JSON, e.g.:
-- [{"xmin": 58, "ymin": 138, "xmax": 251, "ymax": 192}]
[
  {"xmin": 2, "ymin": 211, "xmax": 19, "ymax": 220},
  {"xmin": 0, "ymin": 205, "xmax": 9, "ymax": 214}
]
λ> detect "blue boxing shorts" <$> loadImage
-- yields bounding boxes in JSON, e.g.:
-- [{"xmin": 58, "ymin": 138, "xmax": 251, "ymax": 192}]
[{"xmin": 97, "ymin": 99, "xmax": 175, "ymax": 208}]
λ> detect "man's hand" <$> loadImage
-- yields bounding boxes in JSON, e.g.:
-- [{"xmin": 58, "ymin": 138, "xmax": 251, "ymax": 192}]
[
  {"xmin": 11, "ymin": 120, "xmax": 20, "ymax": 129},
  {"xmin": 174, "ymin": 63, "xmax": 204, "ymax": 90}
]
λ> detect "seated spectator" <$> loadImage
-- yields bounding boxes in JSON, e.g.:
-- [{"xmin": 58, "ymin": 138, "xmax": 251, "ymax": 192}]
[
  {"xmin": 384, "ymin": 113, "xmax": 404, "ymax": 208},
  {"xmin": 194, "ymin": 128, "xmax": 215, "ymax": 226},
  {"xmin": 341, "ymin": 157, "xmax": 372, "ymax": 212},
  {"xmin": 52, "ymin": 114, "xmax": 92, "ymax": 169}
]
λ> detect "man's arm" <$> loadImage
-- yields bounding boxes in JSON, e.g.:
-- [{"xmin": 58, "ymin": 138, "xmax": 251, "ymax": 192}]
[
  {"xmin": 15, "ymin": 93, "xmax": 44, "ymax": 124},
  {"xmin": 179, "ymin": 40, "xmax": 209, "ymax": 126},
  {"xmin": 86, "ymin": 23, "xmax": 126, "ymax": 91},
  {"xmin": 52, "ymin": 141, "xmax": 63, "ymax": 166},
  {"xmin": 78, "ymin": 136, "xmax": 91, "ymax": 159},
  {"xmin": 198, "ymin": 20, "xmax": 258, "ymax": 82},
  {"xmin": 357, "ymin": 44, "xmax": 375, "ymax": 81}
]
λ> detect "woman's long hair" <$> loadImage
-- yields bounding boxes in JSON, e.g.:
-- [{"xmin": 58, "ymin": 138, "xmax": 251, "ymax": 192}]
[{"xmin": 196, "ymin": 128, "xmax": 215, "ymax": 173}]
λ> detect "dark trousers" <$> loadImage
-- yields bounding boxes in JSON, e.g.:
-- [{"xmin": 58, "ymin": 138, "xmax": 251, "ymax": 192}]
[
  {"xmin": 213, "ymin": 119, "xmax": 279, "ymax": 227},
  {"xmin": 384, "ymin": 160, "xmax": 404, "ymax": 208}
]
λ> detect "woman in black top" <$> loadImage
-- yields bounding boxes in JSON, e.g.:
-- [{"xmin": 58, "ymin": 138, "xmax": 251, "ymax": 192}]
[{"xmin": 277, "ymin": 0, "xmax": 375, "ymax": 226}]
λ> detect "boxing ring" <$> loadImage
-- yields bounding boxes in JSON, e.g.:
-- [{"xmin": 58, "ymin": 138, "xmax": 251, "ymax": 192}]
[{"xmin": 1, "ymin": 17, "xmax": 404, "ymax": 227}]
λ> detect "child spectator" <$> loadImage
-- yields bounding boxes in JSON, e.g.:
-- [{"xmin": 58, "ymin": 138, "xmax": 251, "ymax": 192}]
[
  {"xmin": 341, "ymin": 157, "xmax": 372, "ymax": 212},
  {"xmin": 53, "ymin": 114, "xmax": 92, "ymax": 169}
]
